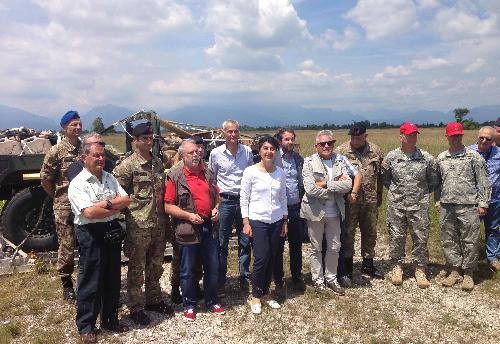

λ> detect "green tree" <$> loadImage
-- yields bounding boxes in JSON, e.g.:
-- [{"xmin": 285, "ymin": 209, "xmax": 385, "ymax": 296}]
[
  {"xmin": 453, "ymin": 107, "xmax": 470, "ymax": 123},
  {"xmin": 92, "ymin": 116, "xmax": 105, "ymax": 133}
]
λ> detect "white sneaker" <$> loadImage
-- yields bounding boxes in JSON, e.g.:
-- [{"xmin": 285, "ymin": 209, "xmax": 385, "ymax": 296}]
[
  {"xmin": 266, "ymin": 299, "xmax": 281, "ymax": 309},
  {"xmin": 249, "ymin": 300, "xmax": 262, "ymax": 314}
]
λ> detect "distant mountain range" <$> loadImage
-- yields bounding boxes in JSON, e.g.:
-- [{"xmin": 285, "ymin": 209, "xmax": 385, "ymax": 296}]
[{"xmin": 1, "ymin": 103, "xmax": 499, "ymax": 131}]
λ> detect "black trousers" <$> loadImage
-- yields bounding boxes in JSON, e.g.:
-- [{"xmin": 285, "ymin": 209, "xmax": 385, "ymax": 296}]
[{"xmin": 75, "ymin": 223, "xmax": 122, "ymax": 334}]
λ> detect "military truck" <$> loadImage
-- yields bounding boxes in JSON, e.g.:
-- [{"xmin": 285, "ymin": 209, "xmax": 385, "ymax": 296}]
[{"xmin": 0, "ymin": 110, "xmax": 257, "ymax": 252}]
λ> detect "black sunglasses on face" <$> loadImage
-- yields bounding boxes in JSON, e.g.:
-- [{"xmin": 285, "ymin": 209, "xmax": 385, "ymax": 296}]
[
  {"xmin": 317, "ymin": 140, "xmax": 336, "ymax": 147},
  {"xmin": 478, "ymin": 136, "xmax": 492, "ymax": 142}
]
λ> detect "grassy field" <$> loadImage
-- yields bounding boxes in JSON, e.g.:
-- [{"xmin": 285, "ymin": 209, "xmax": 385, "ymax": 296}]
[{"xmin": 1, "ymin": 128, "xmax": 497, "ymax": 344}]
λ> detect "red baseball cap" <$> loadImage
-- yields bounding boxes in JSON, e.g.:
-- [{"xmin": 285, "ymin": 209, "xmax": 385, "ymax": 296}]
[
  {"xmin": 400, "ymin": 122, "xmax": 420, "ymax": 135},
  {"xmin": 445, "ymin": 122, "xmax": 464, "ymax": 136}
]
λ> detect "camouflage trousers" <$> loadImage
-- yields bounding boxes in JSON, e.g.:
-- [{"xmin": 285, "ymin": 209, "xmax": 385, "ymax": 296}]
[
  {"xmin": 344, "ymin": 201, "xmax": 378, "ymax": 259},
  {"xmin": 123, "ymin": 225, "xmax": 166, "ymax": 312},
  {"xmin": 440, "ymin": 204, "xmax": 480, "ymax": 271},
  {"xmin": 170, "ymin": 239, "xmax": 203, "ymax": 288},
  {"xmin": 387, "ymin": 204, "xmax": 429, "ymax": 266},
  {"xmin": 54, "ymin": 208, "xmax": 75, "ymax": 279}
]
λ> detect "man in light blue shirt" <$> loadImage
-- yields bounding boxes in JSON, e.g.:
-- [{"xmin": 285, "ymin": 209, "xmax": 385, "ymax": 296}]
[
  {"xmin": 471, "ymin": 126, "xmax": 500, "ymax": 271},
  {"xmin": 273, "ymin": 128, "xmax": 305, "ymax": 290},
  {"xmin": 209, "ymin": 119, "xmax": 253, "ymax": 292}
]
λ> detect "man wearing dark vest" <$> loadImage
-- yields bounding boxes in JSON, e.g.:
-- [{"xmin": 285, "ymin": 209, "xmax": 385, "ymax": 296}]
[{"xmin": 164, "ymin": 138, "xmax": 225, "ymax": 321}]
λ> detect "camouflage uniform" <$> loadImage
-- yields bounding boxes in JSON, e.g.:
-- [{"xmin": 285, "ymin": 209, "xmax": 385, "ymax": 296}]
[
  {"xmin": 381, "ymin": 148, "xmax": 438, "ymax": 265},
  {"xmin": 113, "ymin": 152, "xmax": 167, "ymax": 312},
  {"xmin": 337, "ymin": 141, "xmax": 384, "ymax": 259},
  {"xmin": 40, "ymin": 137, "xmax": 81, "ymax": 278},
  {"xmin": 435, "ymin": 147, "xmax": 491, "ymax": 271}
]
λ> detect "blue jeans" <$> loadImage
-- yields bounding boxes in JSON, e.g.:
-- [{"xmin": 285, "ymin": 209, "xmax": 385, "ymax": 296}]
[
  {"xmin": 251, "ymin": 219, "xmax": 283, "ymax": 298},
  {"xmin": 274, "ymin": 206, "xmax": 304, "ymax": 283},
  {"xmin": 179, "ymin": 221, "xmax": 219, "ymax": 309},
  {"xmin": 218, "ymin": 198, "xmax": 251, "ymax": 284},
  {"xmin": 485, "ymin": 200, "xmax": 500, "ymax": 262}
]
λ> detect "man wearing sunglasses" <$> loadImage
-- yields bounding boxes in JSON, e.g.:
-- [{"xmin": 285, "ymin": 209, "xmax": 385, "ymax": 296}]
[
  {"xmin": 337, "ymin": 123, "xmax": 385, "ymax": 280},
  {"xmin": 113, "ymin": 123, "xmax": 173, "ymax": 325},
  {"xmin": 436, "ymin": 122, "xmax": 491, "ymax": 291},
  {"xmin": 67, "ymin": 133, "xmax": 114, "ymax": 181},
  {"xmin": 301, "ymin": 130, "xmax": 352, "ymax": 294},
  {"xmin": 470, "ymin": 126, "xmax": 500, "ymax": 272}
]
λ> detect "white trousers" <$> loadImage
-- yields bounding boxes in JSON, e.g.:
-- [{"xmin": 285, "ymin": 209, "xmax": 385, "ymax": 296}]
[{"xmin": 307, "ymin": 216, "xmax": 341, "ymax": 284}]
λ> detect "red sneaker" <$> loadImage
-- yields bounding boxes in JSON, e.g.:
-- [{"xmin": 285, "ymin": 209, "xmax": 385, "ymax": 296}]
[
  {"xmin": 209, "ymin": 304, "xmax": 226, "ymax": 315},
  {"xmin": 183, "ymin": 308, "xmax": 196, "ymax": 321}
]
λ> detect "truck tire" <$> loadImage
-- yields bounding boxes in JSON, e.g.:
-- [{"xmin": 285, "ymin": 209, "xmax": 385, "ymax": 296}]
[{"xmin": 1, "ymin": 186, "xmax": 58, "ymax": 251}]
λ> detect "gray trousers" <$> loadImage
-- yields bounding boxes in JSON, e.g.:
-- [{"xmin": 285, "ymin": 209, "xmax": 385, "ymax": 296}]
[
  {"xmin": 387, "ymin": 205, "xmax": 430, "ymax": 266},
  {"xmin": 307, "ymin": 217, "xmax": 341, "ymax": 284},
  {"xmin": 440, "ymin": 204, "xmax": 480, "ymax": 271}
]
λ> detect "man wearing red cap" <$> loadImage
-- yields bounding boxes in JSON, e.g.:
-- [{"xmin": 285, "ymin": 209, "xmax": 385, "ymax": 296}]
[
  {"xmin": 436, "ymin": 122, "xmax": 491, "ymax": 291},
  {"xmin": 381, "ymin": 122, "xmax": 438, "ymax": 288},
  {"xmin": 40, "ymin": 110, "xmax": 82, "ymax": 301}
]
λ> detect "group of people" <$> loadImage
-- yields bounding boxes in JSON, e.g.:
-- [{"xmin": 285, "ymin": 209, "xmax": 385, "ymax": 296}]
[{"xmin": 40, "ymin": 110, "xmax": 500, "ymax": 343}]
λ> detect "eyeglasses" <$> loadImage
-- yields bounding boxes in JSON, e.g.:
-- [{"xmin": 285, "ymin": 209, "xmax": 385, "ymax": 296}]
[
  {"xmin": 317, "ymin": 140, "xmax": 336, "ymax": 147},
  {"xmin": 478, "ymin": 136, "xmax": 492, "ymax": 142}
]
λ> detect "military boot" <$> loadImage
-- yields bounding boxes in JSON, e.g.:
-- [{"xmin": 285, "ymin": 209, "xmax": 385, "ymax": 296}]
[
  {"xmin": 461, "ymin": 270, "xmax": 474, "ymax": 292},
  {"xmin": 441, "ymin": 268, "xmax": 462, "ymax": 287},
  {"xmin": 390, "ymin": 264, "xmax": 403, "ymax": 286},
  {"xmin": 61, "ymin": 276, "xmax": 76, "ymax": 301},
  {"xmin": 362, "ymin": 258, "xmax": 384, "ymax": 279},
  {"xmin": 415, "ymin": 266, "xmax": 430, "ymax": 289}
]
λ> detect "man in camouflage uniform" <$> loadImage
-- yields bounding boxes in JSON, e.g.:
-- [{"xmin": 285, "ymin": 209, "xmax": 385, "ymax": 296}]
[
  {"xmin": 436, "ymin": 122, "xmax": 491, "ymax": 291},
  {"xmin": 381, "ymin": 122, "xmax": 438, "ymax": 288},
  {"xmin": 40, "ymin": 110, "xmax": 82, "ymax": 301},
  {"xmin": 113, "ymin": 123, "xmax": 173, "ymax": 325},
  {"xmin": 337, "ymin": 123, "xmax": 384, "ymax": 279}
]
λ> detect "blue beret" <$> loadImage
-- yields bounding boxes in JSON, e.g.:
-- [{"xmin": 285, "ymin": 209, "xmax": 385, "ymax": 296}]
[
  {"xmin": 132, "ymin": 122, "xmax": 153, "ymax": 137},
  {"xmin": 60, "ymin": 110, "xmax": 80, "ymax": 127},
  {"xmin": 348, "ymin": 122, "xmax": 367, "ymax": 136}
]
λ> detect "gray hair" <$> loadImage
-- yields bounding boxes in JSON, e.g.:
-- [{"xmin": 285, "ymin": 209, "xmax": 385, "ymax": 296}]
[
  {"xmin": 178, "ymin": 138, "xmax": 197, "ymax": 157},
  {"xmin": 479, "ymin": 126, "xmax": 495, "ymax": 136},
  {"xmin": 316, "ymin": 130, "xmax": 334, "ymax": 143},
  {"xmin": 222, "ymin": 119, "xmax": 240, "ymax": 131},
  {"xmin": 80, "ymin": 132, "xmax": 103, "ymax": 157}
]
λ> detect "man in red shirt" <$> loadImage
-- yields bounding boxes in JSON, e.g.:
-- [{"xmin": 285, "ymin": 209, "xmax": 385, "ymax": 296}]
[{"xmin": 164, "ymin": 138, "xmax": 225, "ymax": 321}]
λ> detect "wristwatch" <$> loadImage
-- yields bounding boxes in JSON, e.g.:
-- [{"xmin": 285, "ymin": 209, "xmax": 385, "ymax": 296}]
[{"xmin": 105, "ymin": 200, "xmax": 113, "ymax": 210}]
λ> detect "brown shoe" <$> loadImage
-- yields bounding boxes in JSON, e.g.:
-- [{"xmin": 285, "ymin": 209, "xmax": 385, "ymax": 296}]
[
  {"xmin": 390, "ymin": 264, "xmax": 403, "ymax": 286},
  {"xmin": 489, "ymin": 260, "xmax": 500, "ymax": 272},
  {"xmin": 415, "ymin": 266, "xmax": 430, "ymax": 289},
  {"xmin": 461, "ymin": 270, "xmax": 474, "ymax": 292},
  {"xmin": 80, "ymin": 332, "xmax": 97, "ymax": 344},
  {"xmin": 441, "ymin": 268, "xmax": 462, "ymax": 287}
]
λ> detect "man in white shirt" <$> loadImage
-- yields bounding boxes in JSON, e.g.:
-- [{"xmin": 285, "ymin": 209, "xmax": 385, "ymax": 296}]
[
  {"xmin": 68, "ymin": 142, "xmax": 130, "ymax": 343},
  {"xmin": 300, "ymin": 130, "xmax": 352, "ymax": 295},
  {"xmin": 209, "ymin": 119, "xmax": 254, "ymax": 292}
]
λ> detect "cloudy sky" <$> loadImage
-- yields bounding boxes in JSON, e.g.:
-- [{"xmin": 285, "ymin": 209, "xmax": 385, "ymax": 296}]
[{"xmin": 1, "ymin": 0, "xmax": 499, "ymax": 119}]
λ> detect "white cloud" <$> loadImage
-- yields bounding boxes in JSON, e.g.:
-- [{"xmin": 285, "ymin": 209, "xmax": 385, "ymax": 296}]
[
  {"xmin": 374, "ymin": 65, "xmax": 411, "ymax": 80},
  {"xmin": 435, "ymin": 6, "xmax": 497, "ymax": 40},
  {"xmin": 319, "ymin": 27, "xmax": 359, "ymax": 50},
  {"xmin": 411, "ymin": 56, "xmax": 450, "ymax": 70},
  {"xmin": 298, "ymin": 59, "xmax": 328, "ymax": 78},
  {"xmin": 416, "ymin": 0, "xmax": 440, "ymax": 10},
  {"xmin": 464, "ymin": 57, "xmax": 486, "ymax": 73},
  {"xmin": 345, "ymin": 0, "xmax": 418, "ymax": 40},
  {"xmin": 205, "ymin": 0, "xmax": 310, "ymax": 70},
  {"xmin": 34, "ymin": 0, "xmax": 193, "ymax": 42},
  {"xmin": 480, "ymin": 76, "xmax": 497, "ymax": 88}
]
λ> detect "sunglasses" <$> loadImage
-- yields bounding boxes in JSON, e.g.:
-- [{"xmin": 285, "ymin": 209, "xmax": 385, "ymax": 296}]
[
  {"xmin": 478, "ymin": 136, "xmax": 492, "ymax": 142},
  {"xmin": 317, "ymin": 140, "xmax": 336, "ymax": 147}
]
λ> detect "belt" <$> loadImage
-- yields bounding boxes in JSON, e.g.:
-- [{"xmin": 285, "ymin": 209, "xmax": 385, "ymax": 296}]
[
  {"xmin": 220, "ymin": 193, "xmax": 240, "ymax": 200},
  {"xmin": 287, "ymin": 202, "xmax": 301, "ymax": 210}
]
